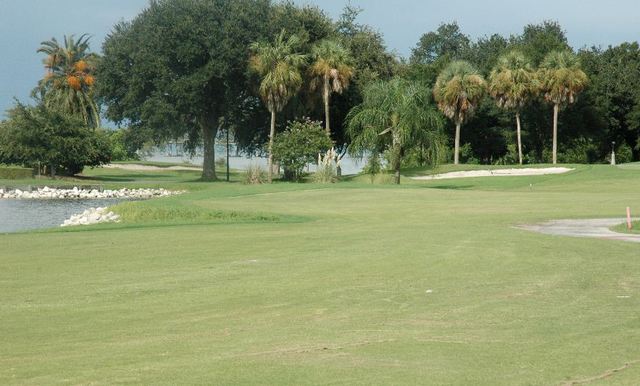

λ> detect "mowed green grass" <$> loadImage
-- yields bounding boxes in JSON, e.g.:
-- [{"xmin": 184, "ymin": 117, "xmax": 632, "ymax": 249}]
[{"xmin": 1, "ymin": 165, "xmax": 640, "ymax": 385}]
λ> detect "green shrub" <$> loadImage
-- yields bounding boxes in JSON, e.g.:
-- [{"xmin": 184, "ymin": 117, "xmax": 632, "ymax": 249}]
[
  {"xmin": 107, "ymin": 128, "xmax": 143, "ymax": 161},
  {"xmin": 402, "ymin": 137, "xmax": 450, "ymax": 168},
  {"xmin": 459, "ymin": 143, "xmax": 479, "ymax": 164},
  {"xmin": 494, "ymin": 143, "xmax": 520, "ymax": 165},
  {"xmin": 558, "ymin": 137, "xmax": 599, "ymax": 163},
  {"xmin": 0, "ymin": 102, "xmax": 112, "ymax": 176},
  {"xmin": 0, "ymin": 166, "xmax": 34, "ymax": 179},
  {"xmin": 272, "ymin": 119, "xmax": 333, "ymax": 181},
  {"xmin": 616, "ymin": 142, "xmax": 633, "ymax": 164},
  {"xmin": 362, "ymin": 152, "xmax": 383, "ymax": 183}
]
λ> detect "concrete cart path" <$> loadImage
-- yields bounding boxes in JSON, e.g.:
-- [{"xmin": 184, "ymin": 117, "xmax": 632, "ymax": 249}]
[{"xmin": 517, "ymin": 218, "xmax": 640, "ymax": 243}]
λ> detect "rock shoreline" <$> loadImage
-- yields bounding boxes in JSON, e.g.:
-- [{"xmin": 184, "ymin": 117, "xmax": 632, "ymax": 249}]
[
  {"xmin": 62, "ymin": 207, "xmax": 121, "ymax": 227},
  {"xmin": 0, "ymin": 186, "xmax": 183, "ymax": 200}
]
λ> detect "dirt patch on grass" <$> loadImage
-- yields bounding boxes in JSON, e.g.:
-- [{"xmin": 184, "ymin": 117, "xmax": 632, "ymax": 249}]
[{"xmin": 517, "ymin": 218, "xmax": 640, "ymax": 243}]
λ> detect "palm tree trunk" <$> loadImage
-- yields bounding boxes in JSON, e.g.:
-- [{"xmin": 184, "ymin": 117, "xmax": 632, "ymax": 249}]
[
  {"xmin": 201, "ymin": 118, "xmax": 217, "ymax": 181},
  {"xmin": 267, "ymin": 110, "xmax": 276, "ymax": 183},
  {"xmin": 454, "ymin": 121, "xmax": 461, "ymax": 165},
  {"xmin": 552, "ymin": 103, "xmax": 559, "ymax": 165},
  {"xmin": 323, "ymin": 77, "xmax": 331, "ymax": 135},
  {"xmin": 516, "ymin": 112, "xmax": 523, "ymax": 165},
  {"xmin": 392, "ymin": 131, "xmax": 402, "ymax": 185}
]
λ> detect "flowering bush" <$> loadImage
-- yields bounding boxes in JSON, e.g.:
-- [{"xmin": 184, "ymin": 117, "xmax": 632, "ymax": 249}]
[{"xmin": 272, "ymin": 119, "xmax": 332, "ymax": 181}]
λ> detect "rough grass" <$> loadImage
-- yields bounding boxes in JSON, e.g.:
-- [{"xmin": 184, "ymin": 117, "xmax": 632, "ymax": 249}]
[
  {"xmin": 111, "ymin": 200, "xmax": 283, "ymax": 225},
  {"xmin": 611, "ymin": 221, "xmax": 640, "ymax": 234},
  {"xmin": 1, "ymin": 164, "xmax": 640, "ymax": 385}
]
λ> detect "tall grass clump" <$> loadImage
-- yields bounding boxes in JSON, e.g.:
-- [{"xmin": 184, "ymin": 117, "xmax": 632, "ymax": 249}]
[
  {"xmin": 314, "ymin": 148, "xmax": 340, "ymax": 183},
  {"xmin": 112, "ymin": 201, "xmax": 279, "ymax": 223},
  {"xmin": 244, "ymin": 163, "xmax": 267, "ymax": 184}
]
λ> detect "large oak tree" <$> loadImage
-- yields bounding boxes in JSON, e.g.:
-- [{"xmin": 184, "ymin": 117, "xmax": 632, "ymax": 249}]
[{"xmin": 98, "ymin": 0, "xmax": 270, "ymax": 180}]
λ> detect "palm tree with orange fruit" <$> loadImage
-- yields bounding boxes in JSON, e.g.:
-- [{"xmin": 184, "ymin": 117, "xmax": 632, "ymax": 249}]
[{"xmin": 37, "ymin": 34, "xmax": 100, "ymax": 128}]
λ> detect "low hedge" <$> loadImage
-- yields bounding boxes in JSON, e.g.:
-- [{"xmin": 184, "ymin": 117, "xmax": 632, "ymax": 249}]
[{"xmin": 0, "ymin": 166, "xmax": 34, "ymax": 180}]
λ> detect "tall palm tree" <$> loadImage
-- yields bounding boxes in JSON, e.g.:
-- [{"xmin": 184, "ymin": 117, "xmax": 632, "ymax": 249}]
[
  {"xmin": 37, "ymin": 34, "xmax": 100, "ymax": 128},
  {"xmin": 309, "ymin": 39, "xmax": 354, "ymax": 136},
  {"xmin": 347, "ymin": 78, "xmax": 444, "ymax": 184},
  {"xmin": 489, "ymin": 51, "xmax": 538, "ymax": 165},
  {"xmin": 433, "ymin": 60, "xmax": 486, "ymax": 165},
  {"xmin": 539, "ymin": 50, "xmax": 588, "ymax": 164},
  {"xmin": 249, "ymin": 30, "xmax": 306, "ymax": 182}
]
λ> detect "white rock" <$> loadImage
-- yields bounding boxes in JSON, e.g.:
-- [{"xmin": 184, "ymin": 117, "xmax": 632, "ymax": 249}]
[
  {"xmin": 60, "ymin": 206, "xmax": 122, "ymax": 227},
  {"xmin": 2, "ymin": 186, "xmax": 183, "ymax": 201}
]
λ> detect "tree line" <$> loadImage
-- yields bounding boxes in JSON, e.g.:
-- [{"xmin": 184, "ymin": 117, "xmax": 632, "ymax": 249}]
[
  {"xmin": 1, "ymin": 1, "xmax": 639, "ymax": 181},
  {"xmin": 407, "ymin": 21, "xmax": 638, "ymax": 165}
]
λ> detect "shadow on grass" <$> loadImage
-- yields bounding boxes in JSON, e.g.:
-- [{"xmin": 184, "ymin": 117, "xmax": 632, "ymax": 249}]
[
  {"xmin": 75, "ymin": 175, "xmax": 136, "ymax": 183},
  {"xmin": 424, "ymin": 184, "xmax": 474, "ymax": 190}
]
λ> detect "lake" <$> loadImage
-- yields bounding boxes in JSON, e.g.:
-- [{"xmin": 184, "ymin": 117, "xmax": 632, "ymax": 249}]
[
  {"xmin": 149, "ymin": 144, "xmax": 366, "ymax": 175},
  {"xmin": 0, "ymin": 199, "xmax": 121, "ymax": 233}
]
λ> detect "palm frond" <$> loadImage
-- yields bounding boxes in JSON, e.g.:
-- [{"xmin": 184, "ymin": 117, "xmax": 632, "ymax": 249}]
[
  {"xmin": 36, "ymin": 34, "xmax": 100, "ymax": 127},
  {"xmin": 248, "ymin": 29, "xmax": 307, "ymax": 113},
  {"xmin": 347, "ymin": 78, "xmax": 444, "ymax": 162},
  {"xmin": 539, "ymin": 50, "xmax": 588, "ymax": 105},
  {"xmin": 433, "ymin": 60, "xmax": 486, "ymax": 123}
]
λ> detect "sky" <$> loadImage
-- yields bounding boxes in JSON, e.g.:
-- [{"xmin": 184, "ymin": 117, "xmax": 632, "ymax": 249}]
[{"xmin": 1, "ymin": 0, "xmax": 639, "ymax": 117}]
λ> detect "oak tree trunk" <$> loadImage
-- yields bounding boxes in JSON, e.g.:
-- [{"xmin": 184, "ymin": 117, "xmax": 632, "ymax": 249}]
[
  {"xmin": 201, "ymin": 116, "xmax": 218, "ymax": 181},
  {"xmin": 552, "ymin": 103, "xmax": 559, "ymax": 165},
  {"xmin": 267, "ymin": 110, "xmax": 276, "ymax": 183},
  {"xmin": 516, "ymin": 112, "xmax": 523, "ymax": 165}
]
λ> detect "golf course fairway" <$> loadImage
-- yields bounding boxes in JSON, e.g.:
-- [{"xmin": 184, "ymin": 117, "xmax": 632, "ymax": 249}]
[{"xmin": 1, "ymin": 164, "xmax": 639, "ymax": 385}]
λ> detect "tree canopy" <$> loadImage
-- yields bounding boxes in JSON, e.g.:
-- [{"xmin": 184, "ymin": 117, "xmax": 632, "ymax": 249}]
[
  {"xmin": 0, "ymin": 103, "xmax": 111, "ymax": 176},
  {"xmin": 249, "ymin": 30, "xmax": 307, "ymax": 182},
  {"xmin": 489, "ymin": 51, "xmax": 538, "ymax": 164},
  {"xmin": 347, "ymin": 78, "xmax": 444, "ymax": 183},
  {"xmin": 98, "ymin": 0, "xmax": 272, "ymax": 180},
  {"xmin": 37, "ymin": 34, "xmax": 100, "ymax": 128},
  {"xmin": 84, "ymin": 4, "xmax": 640, "ymax": 168},
  {"xmin": 309, "ymin": 39, "xmax": 354, "ymax": 136}
]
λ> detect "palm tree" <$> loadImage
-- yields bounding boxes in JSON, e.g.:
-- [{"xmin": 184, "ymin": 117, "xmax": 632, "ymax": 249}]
[
  {"xmin": 249, "ymin": 30, "xmax": 306, "ymax": 182},
  {"xmin": 309, "ymin": 39, "xmax": 354, "ymax": 136},
  {"xmin": 489, "ymin": 51, "xmax": 538, "ymax": 165},
  {"xmin": 433, "ymin": 60, "xmax": 486, "ymax": 165},
  {"xmin": 37, "ymin": 34, "xmax": 100, "ymax": 128},
  {"xmin": 347, "ymin": 78, "xmax": 444, "ymax": 184},
  {"xmin": 539, "ymin": 50, "xmax": 588, "ymax": 164}
]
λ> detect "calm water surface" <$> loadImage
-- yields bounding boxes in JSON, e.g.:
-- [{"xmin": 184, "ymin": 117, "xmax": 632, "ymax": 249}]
[
  {"xmin": 0, "ymin": 199, "xmax": 122, "ymax": 233},
  {"xmin": 149, "ymin": 144, "xmax": 366, "ymax": 174}
]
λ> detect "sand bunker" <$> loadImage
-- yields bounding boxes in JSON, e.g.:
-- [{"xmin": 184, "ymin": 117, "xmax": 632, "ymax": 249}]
[
  {"xmin": 411, "ymin": 167, "xmax": 573, "ymax": 180},
  {"xmin": 103, "ymin": 163, "xmax": 201, "ymax": 171},
  {"xmin": 517, "ymin": 218, "xmax": 640, "ymax": 243}
]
